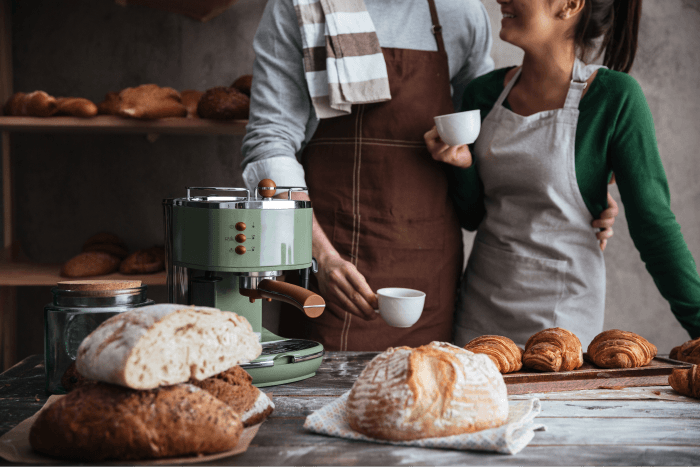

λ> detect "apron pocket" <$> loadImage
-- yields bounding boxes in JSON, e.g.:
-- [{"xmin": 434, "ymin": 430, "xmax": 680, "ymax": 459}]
[{"xmin": 461, "ymin": 240, "xmax": 568, "ymax": 343}]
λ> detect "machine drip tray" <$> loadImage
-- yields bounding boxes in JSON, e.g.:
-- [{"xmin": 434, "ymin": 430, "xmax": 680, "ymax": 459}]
[{"xmin": 260, "ymin": 339, "xmax": 322, "ymax": 355}]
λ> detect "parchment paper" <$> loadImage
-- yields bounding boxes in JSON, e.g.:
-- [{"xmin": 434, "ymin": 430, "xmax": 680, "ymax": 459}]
[{"xmin": 0, "ymin": 395, "xmax": 260, "ymax": 465}]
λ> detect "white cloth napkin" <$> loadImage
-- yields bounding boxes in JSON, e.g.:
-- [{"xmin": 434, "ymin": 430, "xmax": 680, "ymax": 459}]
[{"xmin": 304, "ymin": 391, "xmax": 545, "ymax": 455}]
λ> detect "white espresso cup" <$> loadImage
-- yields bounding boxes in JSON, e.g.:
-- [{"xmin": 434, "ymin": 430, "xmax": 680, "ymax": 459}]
[
  {"xmin": 375, "ymin": 288, "xmax": 426, "ymax": 328},
  {"xmin": 434, "ymin": 109, "xmax": 481, "ymax": 146}
]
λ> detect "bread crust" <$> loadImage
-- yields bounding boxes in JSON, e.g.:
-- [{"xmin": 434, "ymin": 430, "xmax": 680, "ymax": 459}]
[
  {"xmin": 523, "ymin": 327, "xmax": 583, "ymax": 372},
  {"xmin": 586, "ymin": 329, "xmax": 657, "ymax": 368},
  {"xmin": 231, "ymin": 75, "xmax": 253, "ymax": 96},
  {"xmin": 346, "ymin": 342, "xmax": 508, "ymax": 441},
  {"xmin": 29, "ymin": 382, "xmax": 243, "ymax": 461},
  {"xmin": 464, "ymin": 335, "xmax": 524, "ymax": 373},
  {"xmin": 3, "ymin": 91, "xmax": 58, "ymax": 117},
  {"xmin": 55, "ymin": 97, "xmax": 98, "ymax": 117},
  {"xmin": 669, "ymin": 365, "xmax": 700, "ymax": 398},
  {"xmin": 97, "ymin": 91, "xmax": 122, "ymax": 115},
  {"xmin": 197, "ymin": 86, "xmax": 250, "ymax": 119},
  {"xmin": 180, "ymin": 89, "xmax": 204, "ymax": 117},
  {"xmin": 670, "ymin": 337, "xmax": 700, "ymax": 364},
  {"xmin": 119, "ymin": 247, "xmax": 165, "ymax": 274}
]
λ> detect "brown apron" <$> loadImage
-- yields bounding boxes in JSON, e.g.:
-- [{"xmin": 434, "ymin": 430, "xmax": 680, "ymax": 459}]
[{"xmin": 279, "ymin": 0, "xmax": 463, "ymax": 351}]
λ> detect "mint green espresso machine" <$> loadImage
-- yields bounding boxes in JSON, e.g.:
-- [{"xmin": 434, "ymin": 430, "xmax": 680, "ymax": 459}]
[{"xmin": 163, "ymin": 180, "xmax": 325, "ymax": 387}]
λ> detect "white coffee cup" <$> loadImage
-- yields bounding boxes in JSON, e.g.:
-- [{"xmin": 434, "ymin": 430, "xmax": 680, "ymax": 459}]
[
  {"xmin": 434, "ymin": 109, "xmax": 481, "ymax": 146},
  {"xmin": 375, "ymin": 288, "xmax": 426, "ymax": 328}
]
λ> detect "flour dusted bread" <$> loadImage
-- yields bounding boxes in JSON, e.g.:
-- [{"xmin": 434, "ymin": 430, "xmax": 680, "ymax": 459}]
[
  {"xmin": 76, "ymin": 304, "xmax": 261, "ymax": 389},
  {"xmin": 29, "ymin": 382, "xmax": 243, "ymax": 461},
  {"xmin": 346, "ymin": 341, "xmax": 508, "ymax": 441},
  {"xmin": 464, "ymin": 335, "xmax": 523, "ymax": 373},
  {"xmin": 523, "ymin": 327, "xmax": 583, "ymax": 372},
  {"xmin": 118, "ymin": 84, "xmax": 187, "ymax": 119},
  {"xmin": 587, "ymin": 329, "xmax": 657, "ymax": 368}
]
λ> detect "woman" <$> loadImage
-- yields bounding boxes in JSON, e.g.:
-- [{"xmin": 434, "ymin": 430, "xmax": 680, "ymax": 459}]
[{"xmin": 425, "ymin": 0, "xmax": 700, "ymax": 348}]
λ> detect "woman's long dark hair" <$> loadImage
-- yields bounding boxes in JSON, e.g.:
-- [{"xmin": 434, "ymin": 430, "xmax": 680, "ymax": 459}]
[{"xmin": 574, "ymin": 0, "xmax": 643, "ymax": 73}]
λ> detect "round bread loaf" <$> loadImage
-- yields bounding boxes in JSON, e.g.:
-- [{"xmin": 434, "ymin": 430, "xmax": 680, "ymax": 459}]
[
  {"xmin": 29, "ymin": 382, "xmax": 243, "ymax": 461},
  {"xmin": 119, "ymin": 247, "xmax": 165, "ymax": 274},
  {"xmin": 464, "ymin": 335, "xmax": 524, "ymax": 373},
  {"xmin": 346, "ymin": 341, "xmax": 508, "ymax": 441},
  {"xmin": 60, "ymin": 251, "xmax": 121, "ymax": 278},
  {"xmin": 231, "ymin": 74, "xmax": 253, "ymax": 96},
  {"xmin": 76, "ymin": 304, "xmax": 262, "ymax": 389},
  {"xmin": 197, "ymin": 86, "xmax": 250, "ymax": 119},
  {"xmin": 118, "ymin": 84, "xmax": 187, "ymax": 119},
  {"xmin": 192, "ymin": 365, "xmax": 275, "ymax": 426}
]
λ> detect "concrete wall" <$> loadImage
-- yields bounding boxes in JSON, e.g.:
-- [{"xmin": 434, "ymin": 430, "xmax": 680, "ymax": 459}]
[{"xmin": 5, "ymin": 0, "xmax": 699, "ymax": 363}]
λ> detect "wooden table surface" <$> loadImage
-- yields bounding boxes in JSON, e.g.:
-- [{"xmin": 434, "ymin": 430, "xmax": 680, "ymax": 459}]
[{"xmin": 1, "ymin": 352, "xmax": 699, "ymax": 465}]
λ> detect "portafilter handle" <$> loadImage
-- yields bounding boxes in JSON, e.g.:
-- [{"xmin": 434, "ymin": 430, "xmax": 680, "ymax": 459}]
[{"xmin": 255, "ymin": 279, "xmax": 325, "ymax": 318}]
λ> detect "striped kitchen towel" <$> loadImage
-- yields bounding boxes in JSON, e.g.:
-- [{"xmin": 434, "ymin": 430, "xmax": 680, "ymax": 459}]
[{"xmin": 293, "ymin": 0, "xmax": 391, "ymax": 118}]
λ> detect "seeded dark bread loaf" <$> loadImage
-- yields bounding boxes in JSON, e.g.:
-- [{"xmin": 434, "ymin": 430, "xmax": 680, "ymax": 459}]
[
  {"xmin": 191, "ymin": 365, "xmax": 275, "ymax": 426},
  {"xmin": 29, "ymin": 382, "xmax": 243, "ymax": 461},
  {"xmin": 346, "ymin": 342, "xmax": 508, "ymax": 441},
  {"xmin": 197, "ymin": 86, "xmax": 249, "ymax": 119},
  {"xmin": 76, "ymin": 304, "xmax": 262, "ymax": 389}
]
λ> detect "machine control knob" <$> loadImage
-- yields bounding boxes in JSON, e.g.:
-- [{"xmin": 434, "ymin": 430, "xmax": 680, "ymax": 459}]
[
  {"xmin": 235, "ymin": 234, "xmax": 246, "ymax": 243},
  {"xmin": 258, "ymin": 179, "xmax": 277, "ymax": 198},
  {"xmin": 235, "ymin": 222, "xmax": 246, "ymax": 231},
  {"xmin": 235, "ymin": 246, "xmax": 246, "ymax": 255}
]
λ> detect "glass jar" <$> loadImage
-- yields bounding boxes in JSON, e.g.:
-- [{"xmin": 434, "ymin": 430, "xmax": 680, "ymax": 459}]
[{"xmin": 44, "ymin": 282, "xmax": 155, "ymax": 394}]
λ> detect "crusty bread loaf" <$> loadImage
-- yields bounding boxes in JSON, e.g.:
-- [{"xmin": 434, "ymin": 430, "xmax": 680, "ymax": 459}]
[
  {"xmin": 118, "ymin": 84, "xmax": 187, "ymax": 119},
  {"xmin": 3, "ymin": 91, "xmax": 58, "ymax": 117},
  {"xmin": 463, "ymin": 335, "xmax": 524, "ymax": 373},
  {"xmin": 76, "ymin": 304, "xmax": 261, "ymax": 389},
  {"xmin": 523, "ymin": 327, "xmax": 583, "ymax": 372},
  {"xmin": 197, "ymin": 86, "xmax": 249, "ymax": 119},
  {"xmin": 231, "ymin": 74, "xmax": 252, "ymax": 96},
  {"xmin": 670, "ymin": 337, "xmax": 700, "ymax": 364},
  {"xmin": 60, "ymin": 251, "xmax": 121, "ymax": 278},
  {"xmin": 346, "ymin": 341, "xmax": 508, "ymax": 441},
  {"xmin": 587, "ymin": 329, "xmax": 657, "ymax": 368},
  {"xmin": 55, "ymin": 97, "xmax": 98, "ymax": 117},
  {"xmin": 29, "ymin": 382, "xmax": 243, "ymax": 461},
  {"xmin": 119, "ymin": 247, "xmax": 165, "ymax": 274},
  {"xmin": 668, "ymin": 365, "xmax": 700, "ymax": 398},
  {"xmin": 191, "ymin": 365, "xmax": 274, "ymax": 426},
  {"xmin": 97, "ymin": 91, "xmax": 122, "ymax": 115}
]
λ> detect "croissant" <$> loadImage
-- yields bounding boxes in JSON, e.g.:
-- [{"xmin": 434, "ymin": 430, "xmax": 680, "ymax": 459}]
[
  {"xmin": 463, "ymin": 335, "xmax": 523, "ymax": 373},
  {"xmin": 523, "ymin": 327, "xmax": 583, "ymax": 372},
  {"xmin": 669, "ymin": 337, "xmax": 700, "ymax": 364},
  {"xmin": 668, "ymin": 365, "xmax": 700, "ymax": 398},
  {"xmin": 586, "ymin": 329, "xmax": 657, "ymax": 368}
]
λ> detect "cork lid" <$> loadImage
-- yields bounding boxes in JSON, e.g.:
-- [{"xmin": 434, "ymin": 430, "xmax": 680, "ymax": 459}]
[{"xmin": 57, "ymin": 280, "xmax": 142, "ymax": 291}]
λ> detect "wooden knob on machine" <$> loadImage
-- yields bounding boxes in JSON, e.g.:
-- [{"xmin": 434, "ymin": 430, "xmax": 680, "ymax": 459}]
[{"xmin": 258, "ymin": 179, "xmax": 277, "ymax": 198}]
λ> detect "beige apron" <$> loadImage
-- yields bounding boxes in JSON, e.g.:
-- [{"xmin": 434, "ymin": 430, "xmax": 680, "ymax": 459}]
[
  {"xmin": 278, "ymin": 0, "xmax": 463, "ymax": 351},
  {"xmin": 454, "ymin": 59, "xmax": 607, "ymax": 349}
]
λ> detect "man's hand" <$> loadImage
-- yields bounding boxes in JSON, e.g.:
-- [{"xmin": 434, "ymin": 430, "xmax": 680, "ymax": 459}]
[
  {"xmin": 315, "ymin": 252, "xmax": 379, "ymax": 321},
  {"xmin": 424, "ymin": 126, "xmax": 473, "ymax": 168}
]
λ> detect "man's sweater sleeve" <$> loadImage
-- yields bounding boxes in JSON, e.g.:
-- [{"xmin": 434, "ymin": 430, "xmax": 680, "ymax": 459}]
[{"xmin": 240, "ymin": 0, "xmax": 312, "ymax": 191}]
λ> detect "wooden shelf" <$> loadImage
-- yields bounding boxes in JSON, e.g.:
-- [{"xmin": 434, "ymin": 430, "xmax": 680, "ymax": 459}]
[
  {"xmin": 0, "ymin": 115, "xmax": 247, "ymax": 135},
  {"xmin": 0, "ymin": 260, "xmax": 166, "ymax": 286}
]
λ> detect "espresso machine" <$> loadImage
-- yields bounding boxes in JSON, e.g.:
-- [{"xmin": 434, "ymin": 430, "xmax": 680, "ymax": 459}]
[{"xmin": 163, "ymin": 179, "xmax": 325, "ymax": 387}]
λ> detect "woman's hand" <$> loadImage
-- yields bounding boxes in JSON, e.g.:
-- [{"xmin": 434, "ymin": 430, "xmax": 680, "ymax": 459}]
[
  {"xmin": 424, "ymin": 126, "xmax": 474, "ymax": 168},
  {"xmin": 316, "ymin": 251, "xmax": 379, "ymax": 322},
  {"xmin": 593, "ymin": 192, "xmax": 619, "ymax": 251}
]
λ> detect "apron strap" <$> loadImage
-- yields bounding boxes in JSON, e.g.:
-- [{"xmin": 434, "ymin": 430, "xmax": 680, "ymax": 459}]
[
  {"xmin": 427, "ymin": 0, "xmax": 446, "ymax": 53},
  {"xmin": 564, "ymin": 58, "xmax": 606, "ymax": 109},
  {"xmin": 495, "ymin": 66, "xmax": 522, "ymax": 107}
]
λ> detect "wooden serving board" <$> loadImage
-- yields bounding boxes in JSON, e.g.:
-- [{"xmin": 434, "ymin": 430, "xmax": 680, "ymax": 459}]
[{"xmin": 504, "ymin": 357, "xmax": 693, "ymax": 395}]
